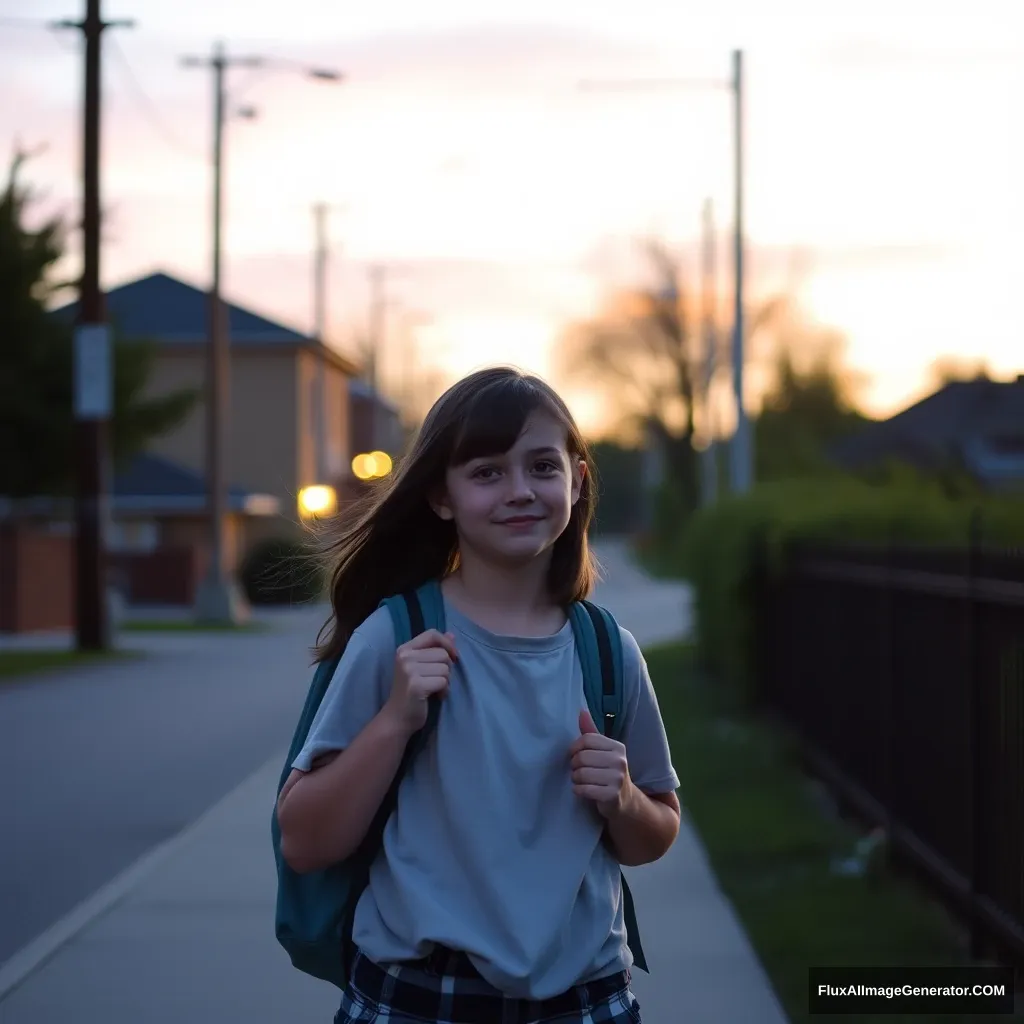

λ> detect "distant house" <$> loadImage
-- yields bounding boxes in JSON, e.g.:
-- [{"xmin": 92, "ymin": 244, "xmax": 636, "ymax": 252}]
[
  {"xmin": 53, "ymin": 270, "xmax": 403, "ymax": 560},
  {"xmin": 0, "ymin": 453, "xmax": 281, "ymax": 626},
  {"xmin": 830, "ymin": 375, "xmax": 1024, "ymax": 490}
]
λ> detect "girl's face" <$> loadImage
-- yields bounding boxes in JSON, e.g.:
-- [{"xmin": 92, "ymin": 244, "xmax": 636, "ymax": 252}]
[{"xmin": 433, "ymin": 410, "xmax": 585, "ymax": 565}]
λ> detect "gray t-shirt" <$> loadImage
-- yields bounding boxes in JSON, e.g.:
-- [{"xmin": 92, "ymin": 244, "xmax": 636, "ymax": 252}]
[{"xmin": 292, "ymin": 598, "xmax": 679, "ymax": 1000}]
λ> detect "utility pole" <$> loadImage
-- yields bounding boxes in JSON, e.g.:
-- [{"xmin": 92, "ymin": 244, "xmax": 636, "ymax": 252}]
[
  {"xmin": 181, "ymin": 43, "xmax": 262, "ymax": 624},
  {"xmin": 55, "ymin": 0, "xmax": 132, "ymax": 652},
  {"xmin": 313, "ymin": 202, "xmax": 329, "ymax": 482},
  {"xmin": 577, "ymin": 50, "xmax": 750, "ymax": 491},
  {"xmin": 367, "ymin": 264, "xmax": 385, "ymax": 394},
  {"xmin": 700, "ymin": 197, "xmax": 719, "ymax": 507},
  {"xmin": 729, "ymin": 49, "xmax": 752, "ymax": 495},
  {"xmin": 396, "ymin": 310, "xmax": 431, "ymax": 427},
  {"xmin": 367, "ymin": 265, "xmax": 386, "ymax": 451},
  {"xmin": 313, "ymin": 203, "xmax": 329, "ymax": 341},
  {"xmin": 181, "ymin": 45, "xmax": 341, "ymax": 618}
]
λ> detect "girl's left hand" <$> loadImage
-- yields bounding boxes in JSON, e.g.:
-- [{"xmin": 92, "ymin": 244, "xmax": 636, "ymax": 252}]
[{"xmin": 569, "ymin": 709, "xmax": 631, "ymax": 819}]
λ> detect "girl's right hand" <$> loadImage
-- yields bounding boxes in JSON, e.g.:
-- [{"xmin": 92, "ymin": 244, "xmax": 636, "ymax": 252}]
[{"xmin": 384, "ymin": 629, "xmax": 459, "ymax": 734}]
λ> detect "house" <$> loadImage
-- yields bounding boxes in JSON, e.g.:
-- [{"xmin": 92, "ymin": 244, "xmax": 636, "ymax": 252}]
[
  {"xmin": 104, "ymin": 451, "xmax": 281, "ymax": 604},
  {"xmin": 0, "ymin": 452, "xmax": 280, "ymax": 630},
  {"xmin": 830, "ymin": 375, "xmax": 1024, "ymax": 490},
  {"xmin": 3, "ymin": 269, "xmax": 406, "ymax": 628},
  {"xmin": 53, "ymin": 270, "xmax": 404, "ymax": 558}
]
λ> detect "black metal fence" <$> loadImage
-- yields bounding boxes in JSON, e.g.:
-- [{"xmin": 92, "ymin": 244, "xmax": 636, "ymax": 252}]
[{"xmin": 759, "ymin": 534, "xmax": 1024, "ymax": 963}]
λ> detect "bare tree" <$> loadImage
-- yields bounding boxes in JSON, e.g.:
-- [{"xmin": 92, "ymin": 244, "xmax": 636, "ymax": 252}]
[{"xmin": 557, "ymin": 239, "xmax": 783, "ymax": 512}]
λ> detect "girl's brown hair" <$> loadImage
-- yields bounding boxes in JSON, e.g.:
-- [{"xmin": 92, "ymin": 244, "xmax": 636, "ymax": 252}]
[{"xmin": 312, "ymin": 365, "xmax": 599, "ymax": 663}]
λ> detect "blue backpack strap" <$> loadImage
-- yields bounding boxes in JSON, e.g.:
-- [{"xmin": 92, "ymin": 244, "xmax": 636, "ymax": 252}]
[
  {"xmin": 412, "ymin": 578, "xmax": 446, "ymax": 633},
  {"xmin": 379, "ymin": 579, "xmax": 446, "ymax": 643},
  {"xmin": 339, "ymin": 581, "xmax": 447, "ymax": 978},
  {"xmin": 380, "ymin": 579, "xmax": 446, "ymax": 751},
  {"xmin": 570, "ymin": 600, "xmax": 625, "ymax": 740},
  {"xmin": 569, "ymin": 599, "xmax": 649, "ymax": 975}
]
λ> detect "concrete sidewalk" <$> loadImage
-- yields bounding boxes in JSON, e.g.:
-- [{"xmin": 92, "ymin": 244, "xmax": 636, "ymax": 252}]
[{"xmin": 0, "ymin": 540, "xmax": 788, "ymax": 1023}]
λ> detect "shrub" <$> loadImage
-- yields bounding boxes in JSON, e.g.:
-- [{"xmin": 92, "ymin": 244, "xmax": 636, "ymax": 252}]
[
  {"xmin": 675, "ymin": 476, "xmax": 1024, "ymax": 703},
  {"xmin": 239, "ymin": 536, "xmax": 325, "ymax": 606}
]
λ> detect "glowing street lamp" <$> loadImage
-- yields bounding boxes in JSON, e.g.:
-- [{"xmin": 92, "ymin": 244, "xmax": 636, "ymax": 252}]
[
  {"xmin": 351, "ymin": 451, "xmax": 393, "ymax": 481},
  {"xmin": 298, "ymin": 483, "xmax": 337, "ymax": 519}
]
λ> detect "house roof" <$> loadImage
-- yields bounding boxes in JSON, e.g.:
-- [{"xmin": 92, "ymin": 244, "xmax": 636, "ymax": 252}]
[
  {"xmin": 0, "ymin": 453, "xmax": 279, "ymax": 517},
  {"xmin": 52, "ymin": 270, "xmax": 361, "ymax": 375},
  {"xmin": 112, "ymin": 452, "xmax": 279, "ymax": 515},
  {"xmin": 831, "ymin": 376, "xmax": 1024, "ymax": 474}
]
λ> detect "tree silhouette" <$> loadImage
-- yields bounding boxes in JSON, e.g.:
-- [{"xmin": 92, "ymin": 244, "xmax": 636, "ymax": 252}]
[{"xmin": 0, "ymin": 150, "xmax": 197, "ymax": 500}]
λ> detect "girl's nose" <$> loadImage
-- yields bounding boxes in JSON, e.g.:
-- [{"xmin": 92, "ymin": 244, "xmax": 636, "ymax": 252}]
[{"xmin": 507, "ymin": 470, "xmax": 536, "ymax": 502}]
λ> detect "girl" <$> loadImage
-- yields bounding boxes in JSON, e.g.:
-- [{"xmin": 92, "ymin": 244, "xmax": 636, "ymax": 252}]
[{"xmin": 276, "ymin": 366, "xmax": 681, "ymax": 1023}]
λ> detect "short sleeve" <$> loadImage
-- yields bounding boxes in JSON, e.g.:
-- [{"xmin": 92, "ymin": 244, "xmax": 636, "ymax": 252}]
[
  {"xmin": 290, "ymin": 606, "xmax": 396, "ymax": 772},
  {"xmin": 618, "ymin": 627, "xmax": 680, "ymax": 794}
]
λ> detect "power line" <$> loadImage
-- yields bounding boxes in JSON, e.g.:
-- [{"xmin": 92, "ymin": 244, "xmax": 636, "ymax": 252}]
[{"xmin": 106, "ymin": 35, "xmax": 204, "ymax": 161}]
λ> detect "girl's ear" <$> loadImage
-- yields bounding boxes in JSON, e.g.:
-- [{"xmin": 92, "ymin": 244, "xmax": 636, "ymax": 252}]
[
  {"xmin": 570, "ymin": 458, "xmax": 587, "ymax": 506},
  {"xmin": 429, "ymin": 486, "xmax": 455, "ymax": 521}
]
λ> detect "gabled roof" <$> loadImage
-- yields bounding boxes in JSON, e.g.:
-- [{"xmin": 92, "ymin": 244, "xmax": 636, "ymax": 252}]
[
  {"xmin": 0, "ymin": 453, "xmax": 279, "ymax": 517},
  {"xmin": 52, "ymin": 271, "xmax": 362, "ymax": 374},
  {"xmin": 831, "ymin": 376, "xmax": 1024, "ymax": 474},
  {"xmin": 53, "ymin": 271, "xmax": 308, "ymax": 344},
  {"xmin": 113, "ymin": 453, "xmax": 278, "ymax": 515}
]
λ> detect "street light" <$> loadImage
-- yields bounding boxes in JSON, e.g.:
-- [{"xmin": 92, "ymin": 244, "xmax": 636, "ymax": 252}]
[
  {"xmin": 297, "ymin": 483, "xmax": 337, "ymax": 519},
  {"xmin": 352, "ymin": 451, "xmax": 393, "ymax": 481},
  {"xmin": 182, "ymin": 42, "xmax": 343, "ymax": 624},
  {"xmin": 577, "ymin": 50, "xmax": 751, "ymax": 495}
]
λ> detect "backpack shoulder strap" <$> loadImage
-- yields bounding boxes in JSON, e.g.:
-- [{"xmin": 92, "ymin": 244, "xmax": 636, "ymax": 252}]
[
  {"xmin": 568, "ymin": 599, "xmax": 650, "ymax": 975},
  {"xmin": 280, "ymin": 581, "xmax": 443, "ymax": 798},
  {"xmin": 412, "ymin": 578, "xmax": 446, "ymax": 633},
  {"xmin": 569, "ymin": 600, "xmax": 625, "ymax": 740},
  {"xmin": 379, "ymin": 579, "xmax": 446, "ymax": 641},
  {"xmin": 377, "ymin": 579, "xmax": 447, "ymax": 755},
  {"xmin": 339, "ymin": 582, "xmax": 447, "ymax": 979}
]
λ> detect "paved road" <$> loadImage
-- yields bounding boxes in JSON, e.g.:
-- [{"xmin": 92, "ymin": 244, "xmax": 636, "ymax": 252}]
[{"xmin": 0, "ymin": 606, "xmax": 326, "ymax": 968}]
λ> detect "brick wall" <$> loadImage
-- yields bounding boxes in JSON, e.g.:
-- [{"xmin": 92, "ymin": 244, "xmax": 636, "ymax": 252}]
[{"xmin": 0, "ymin": 524, "xmax": 74, "ymax": 633}]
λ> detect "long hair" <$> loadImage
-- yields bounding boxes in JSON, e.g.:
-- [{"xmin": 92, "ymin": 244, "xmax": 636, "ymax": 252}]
[{"xmin": 311, "ymin": 366, "xmax": 600, "ymax": 663}]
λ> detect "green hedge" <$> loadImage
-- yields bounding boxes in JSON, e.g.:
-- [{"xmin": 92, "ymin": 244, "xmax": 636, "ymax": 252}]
[{"xmin": 671, "ymin": 475, "xmax": 1024, "ymax": 703}]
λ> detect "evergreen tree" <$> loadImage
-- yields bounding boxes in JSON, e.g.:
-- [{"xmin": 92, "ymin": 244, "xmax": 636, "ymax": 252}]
[{"xmin": 0, "ymin": 151, "xmax": 197, "ymax": 499}]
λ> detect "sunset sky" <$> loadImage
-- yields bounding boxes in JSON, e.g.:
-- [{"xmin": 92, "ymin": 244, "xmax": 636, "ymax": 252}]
[{"xmin": 2, "ymin": 0, "xmax": 1020, "ymax": 436}]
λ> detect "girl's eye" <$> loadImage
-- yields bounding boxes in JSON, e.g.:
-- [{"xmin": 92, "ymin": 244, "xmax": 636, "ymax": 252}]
[
  {"xmin": 534, "ymin": 460, "xmax": 559, "ymax": 474},
  {"xmin": 473, "ymin": 466, "xmax": 498, "ymax": 480}
]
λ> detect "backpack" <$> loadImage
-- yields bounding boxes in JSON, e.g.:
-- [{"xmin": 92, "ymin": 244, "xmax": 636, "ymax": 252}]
[{"xmin": 271, "ymin": 579, "xmax": 648, "ymax": 990}]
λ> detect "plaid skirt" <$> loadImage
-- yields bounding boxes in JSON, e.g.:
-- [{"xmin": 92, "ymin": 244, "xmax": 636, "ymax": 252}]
[{"xmin": 334, "ymin": 946, "xmax": 642, "ymax": 1024}]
